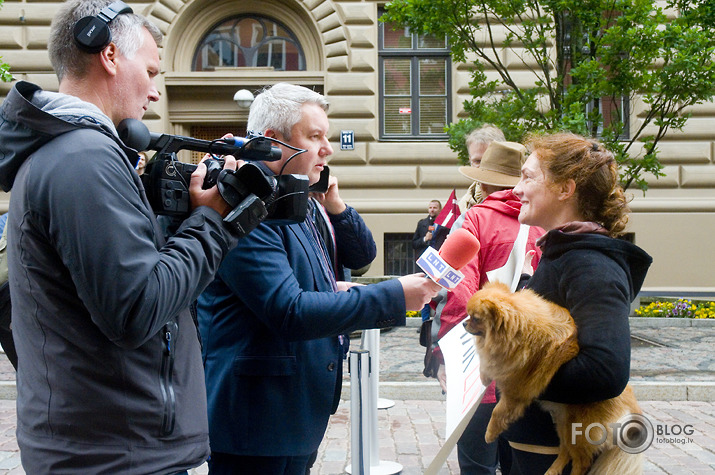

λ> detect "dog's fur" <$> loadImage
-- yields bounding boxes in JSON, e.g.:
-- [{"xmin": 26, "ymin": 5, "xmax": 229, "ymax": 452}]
[{"xmin": 465, "ymin": 281, "xmax": 643, "ymax": 475}]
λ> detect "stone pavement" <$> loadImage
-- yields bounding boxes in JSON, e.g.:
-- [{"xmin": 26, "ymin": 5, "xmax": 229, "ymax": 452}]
[
  {"xmin": 0, "ymin": 318, "xmax": 712, "ymax": 474},
  {"xmin": 310, "ymin": 399, "xmax": 715, "ymax": 475}
]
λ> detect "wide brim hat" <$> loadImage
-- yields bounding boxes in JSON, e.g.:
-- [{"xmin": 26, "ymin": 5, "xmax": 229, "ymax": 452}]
[{"xmin": 458, "ymin": 141, "xmax": 527, "ymax": 187}]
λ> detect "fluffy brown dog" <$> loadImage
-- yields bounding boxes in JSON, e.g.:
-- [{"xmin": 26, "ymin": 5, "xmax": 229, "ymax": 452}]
[{"xmin": 465, "ymin": 281, "xmax": 643, "ymax": 475}]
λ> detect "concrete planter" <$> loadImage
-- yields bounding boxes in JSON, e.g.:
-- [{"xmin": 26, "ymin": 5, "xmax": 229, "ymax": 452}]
[
  {"xmin": 412, "ymin": 316, "xmax": 714, "ymax": 328},
  {"xmin": 412, "ymin": 314, "xmax": 715, "ymax": 328},
  {"xmin": 629, "ymin": 317, "xmax": 715, "ymax": 328}
]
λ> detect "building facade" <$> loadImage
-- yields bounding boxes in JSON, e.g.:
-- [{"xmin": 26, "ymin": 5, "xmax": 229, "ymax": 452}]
[{"xmin": 1, "ymin": 0, "xmax": 714, "ymax": 292}]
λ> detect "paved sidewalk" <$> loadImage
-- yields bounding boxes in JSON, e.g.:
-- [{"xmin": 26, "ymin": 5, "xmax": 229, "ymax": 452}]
[
  {"xmin": 310, "ymin": 399, "xmax": 715, "ymax": 475},
  {"xmin": 0, "ymin": 319, "xmax": 712, "ymax": 474},
  {"xmin": 0, "ymin": 399, "xmax": 712, "ymax": 474}
]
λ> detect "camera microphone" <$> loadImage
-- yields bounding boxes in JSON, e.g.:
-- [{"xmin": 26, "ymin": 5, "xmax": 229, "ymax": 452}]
[
  {"xmin": 115, "ymin": 119, "xmax": 309, "ymax": 236},
  {"xmin": 116, "ymin": 118, "xmax": 282, "ymax": 161}
]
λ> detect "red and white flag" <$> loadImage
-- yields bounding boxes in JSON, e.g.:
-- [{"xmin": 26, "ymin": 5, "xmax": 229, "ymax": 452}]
[
  {"xmin": 434, "ymin": 189, "xmax": 460, "ymax": 229},
  {"xmin": 430, "ymin": 190, "xmax": 461, "ymax": 250}
]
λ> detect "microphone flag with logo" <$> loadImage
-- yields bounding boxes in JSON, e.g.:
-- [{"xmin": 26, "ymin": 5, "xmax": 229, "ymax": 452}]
[
  {"xmin": 417, "ymin": 228, "xmax": 480, "ymax": 290},
  {"xmin": 431, "ymin": 189, "xmax": 460, "ymax": 249}
]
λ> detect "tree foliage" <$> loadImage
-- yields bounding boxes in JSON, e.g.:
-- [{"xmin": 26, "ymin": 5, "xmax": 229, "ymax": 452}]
[{"xmin": 382, "ymin": 0, "xmax": 715, "ymax": 191}]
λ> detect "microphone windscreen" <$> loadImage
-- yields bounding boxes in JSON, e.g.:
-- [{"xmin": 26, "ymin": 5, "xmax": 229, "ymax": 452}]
[
  {"xmin": 117, "ymin": 118, "xmax": 151, "ymax": 151},
  {"xmin": 438, "ymin": 228, "xmax": 481, "ymax": 270}
]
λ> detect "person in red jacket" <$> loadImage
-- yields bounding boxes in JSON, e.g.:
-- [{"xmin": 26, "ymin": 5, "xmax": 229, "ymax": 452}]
[{"xmin": 433, "ymin": 140, "xmax": 545, "ymax": 475}]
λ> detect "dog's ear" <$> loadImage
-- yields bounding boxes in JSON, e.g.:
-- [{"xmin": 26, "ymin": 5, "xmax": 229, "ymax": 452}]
[
  {"xmin": 479, "ymin": 282, "xmax": 515, "ymax": 333},
  {"xmin": 485, "ymin": 281, "xmax": 511, "ymax": 294},
  {"xmin": 466, "ymin": 296, "xmax": 502, "ymax": 337},
  {"xmin": 489, "ymin": 300, "xmax": 510, "ymax": 335}
]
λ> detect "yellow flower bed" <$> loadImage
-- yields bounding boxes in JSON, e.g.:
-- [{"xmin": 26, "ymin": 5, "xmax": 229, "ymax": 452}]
[{"xmin": 634, "ymin": 298, "xmax": 715, "ymax": 319}]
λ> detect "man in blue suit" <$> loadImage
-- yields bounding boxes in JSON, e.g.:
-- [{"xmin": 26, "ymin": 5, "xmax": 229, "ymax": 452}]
[{"xmin": 197, "ymin": 83, "xmax": 441, "ymax": 474}]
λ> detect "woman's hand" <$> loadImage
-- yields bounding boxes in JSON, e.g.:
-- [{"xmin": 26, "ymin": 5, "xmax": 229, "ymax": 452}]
[
  {"xmin": 437, "ymin": 364, "xmax": 447, "ymax": 393},
  {"xmin": 522, "ymin": 249, "xmax": 536, "ymax": 275}
]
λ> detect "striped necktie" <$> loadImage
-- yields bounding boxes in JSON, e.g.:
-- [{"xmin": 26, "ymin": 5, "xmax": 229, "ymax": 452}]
[{"xmin": 303, "ymin": 201, "xmax": 338, "ymax": 292}]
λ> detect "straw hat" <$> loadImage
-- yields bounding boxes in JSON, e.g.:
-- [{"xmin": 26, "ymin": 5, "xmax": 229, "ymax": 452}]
[{"xmin": 458, "ymin": 141, "xmax": 527, "ymax": 187}]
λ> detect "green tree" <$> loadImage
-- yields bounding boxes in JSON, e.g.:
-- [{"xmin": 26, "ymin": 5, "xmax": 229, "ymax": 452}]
[
  {"xmin": 382, "ymin": 0, "xmax": 715, "ymax": 191},
  {"xmin": 0, "ymin": 0, "xmax": 12, "ymax": 83}
]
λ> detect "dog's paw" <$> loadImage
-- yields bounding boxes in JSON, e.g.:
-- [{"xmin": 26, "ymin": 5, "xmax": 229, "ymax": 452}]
[{"xmin": 484, "ymin": 426, "xmax": 499, "ymax": 443}]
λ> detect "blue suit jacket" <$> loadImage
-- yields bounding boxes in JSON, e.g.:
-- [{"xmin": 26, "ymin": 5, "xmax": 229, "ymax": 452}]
[{"xmin": 197, "ymin": 213, "xmax": 405, "ymax": 457}]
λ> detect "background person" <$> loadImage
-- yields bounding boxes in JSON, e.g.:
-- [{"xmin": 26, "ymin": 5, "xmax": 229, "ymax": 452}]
[
  {"xmin": 0, "ymin": 212, "xmax": 17, "ymax": 371},
  {"xmin": 505, "ymin": 132, "xmax": 652, "ymax": 474},
  {"xmin": 433, "ymin": 141, "xmax": 544, "ymax": 475},
  {"xmin": 0, "ymin": 1, "xmax": 241, "ymax": 472},
  {"xmin": 135, "ymin": 150, "xmax": 147, "ymax": 175},
  {"xmin": 412, "ymin": 199, "xmax": 442, "ymax": 261},
  {"xmin": 197, "ymin": 83, "xmax": 441, "ymax": 474},
  {"xmin": 412, "ymin": 199, "xmax": 442, "ymax": 320},
  {"xmin": 458, "ymin": 124, "xmax": 506, "ymax": 212}
]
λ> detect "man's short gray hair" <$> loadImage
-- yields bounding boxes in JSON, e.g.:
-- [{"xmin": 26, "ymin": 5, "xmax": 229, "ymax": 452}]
[
  {"xmin": 465, "ymin": 124, "xmax": 505, "ymax": 147},
  {"xmin": 247, "ymin": 83, "xmax": 329, "ymax": 140},
  {"xmin": 49, "ymin": 0, "xmax": 162, "ymax": 82}
]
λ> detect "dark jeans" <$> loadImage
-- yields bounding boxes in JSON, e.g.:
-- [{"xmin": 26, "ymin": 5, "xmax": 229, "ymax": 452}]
[
  {"xmin": 207, "ymin": 452, "xmax": 314, "ymax": 475},
  {"xmin": 421, "ymin": 303, "xmax": 431, "ymax": 321},
  {"xmin": 457, "ymin": 402, "xmax": 498, "ymax": 474}
]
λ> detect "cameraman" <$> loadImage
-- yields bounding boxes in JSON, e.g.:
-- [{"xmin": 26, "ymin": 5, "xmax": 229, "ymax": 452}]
[
  {"xmin": 197, "ymin": 83, "xmax": 442, "ymax": 474},
  {"xmin": 0, "ymin": 1, "xmax": 240, "ymax": 473}
]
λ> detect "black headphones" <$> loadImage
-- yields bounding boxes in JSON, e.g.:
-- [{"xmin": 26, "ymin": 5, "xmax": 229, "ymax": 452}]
[{"xmin": 73, "ymin": 1, "xmax": 134, "ymax": 54}]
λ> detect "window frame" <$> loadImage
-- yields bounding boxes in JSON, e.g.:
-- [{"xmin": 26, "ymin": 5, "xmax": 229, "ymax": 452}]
[
  {"xmin": 586, "ymin": 95, "xmax": 631, "ymax": 141},
  {"xmin": 383, "ymin": 232, "xmax": 419, "ymax": 276},
  {"xmin": 378, "ymin": 16, "xmax": 452, "ymax": 141},
  {"xmin": 192, "ymin": 14, "xmax": 306, "ymax": 72}
]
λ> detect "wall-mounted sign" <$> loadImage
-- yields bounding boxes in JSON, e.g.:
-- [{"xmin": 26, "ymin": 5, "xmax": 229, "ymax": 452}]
[
  {"xmin": 340, "ymin": 130, "xmax": 354, "ymax": 150},
  {"xmin": 399, "ymin": 107, "xmax": 412, "ymax": 114}
]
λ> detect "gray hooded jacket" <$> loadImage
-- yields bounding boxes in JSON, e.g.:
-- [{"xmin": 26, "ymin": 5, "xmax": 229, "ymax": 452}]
[{"xmin": 0, "ymin": 81, "xmax": 238, "ymax": 473}]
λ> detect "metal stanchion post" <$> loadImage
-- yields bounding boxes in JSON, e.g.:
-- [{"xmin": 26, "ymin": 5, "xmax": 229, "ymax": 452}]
[
  {"xmin": 348, "ymin": 349, "xmax": 370, "ymax": 475},
  {"xmin": 361, "ymin": 329, "xmax": 402, "ymax": 475},
  {"xmin": 361, "ymin": 329, "xmax": 394, "ymax": 409}
]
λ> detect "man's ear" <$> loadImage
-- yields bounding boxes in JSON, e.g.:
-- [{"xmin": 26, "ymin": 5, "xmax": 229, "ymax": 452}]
[
  {"xmin": 99, "ymin": 43, "xmax": 119, "ymax": 76},
  {"xmin": 261, "ymin": 129, "xmax": 287, "ymax": 173}
]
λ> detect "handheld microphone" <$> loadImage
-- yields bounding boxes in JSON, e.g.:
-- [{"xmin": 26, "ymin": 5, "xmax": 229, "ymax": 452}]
[{"xmin": 417, "ymin": 228, "xmax": 481, "ymax": 289}]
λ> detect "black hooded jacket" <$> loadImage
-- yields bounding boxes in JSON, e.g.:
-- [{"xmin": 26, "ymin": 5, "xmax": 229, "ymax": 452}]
[
  {"xmin": 505, "ymin": 229, "xmax": 652, "ymax": 446},
  {"xmin": 0, "ymin": 81, "xmax": 238, "ymax": 473}
]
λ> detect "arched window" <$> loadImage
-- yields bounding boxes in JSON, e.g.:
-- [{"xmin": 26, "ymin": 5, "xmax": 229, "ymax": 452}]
[{"xmin": 192, "ymin": 15, "xmax": 306, "ymax": 71}]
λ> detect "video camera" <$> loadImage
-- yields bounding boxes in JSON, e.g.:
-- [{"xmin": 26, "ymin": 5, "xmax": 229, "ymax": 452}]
[{"xmin": 117, "ymin": 119, "xmax": 311, "ymax": 237}]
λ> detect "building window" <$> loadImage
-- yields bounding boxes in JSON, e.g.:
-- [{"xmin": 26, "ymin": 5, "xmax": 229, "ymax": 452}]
[
  {"xmin": 379, "ymin": 15, "xmax": 451, "ymax": 139},
  {"xmin": 193, "ymin": 15, "xmax": 305, "ymax": 71},
  {"xmin": 384, "ymin": 233, "xmax": 418, "ymax": 276},
  {"xmin": 586, "ymin": 95, "xmax": 630, "ymax": 140}
]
